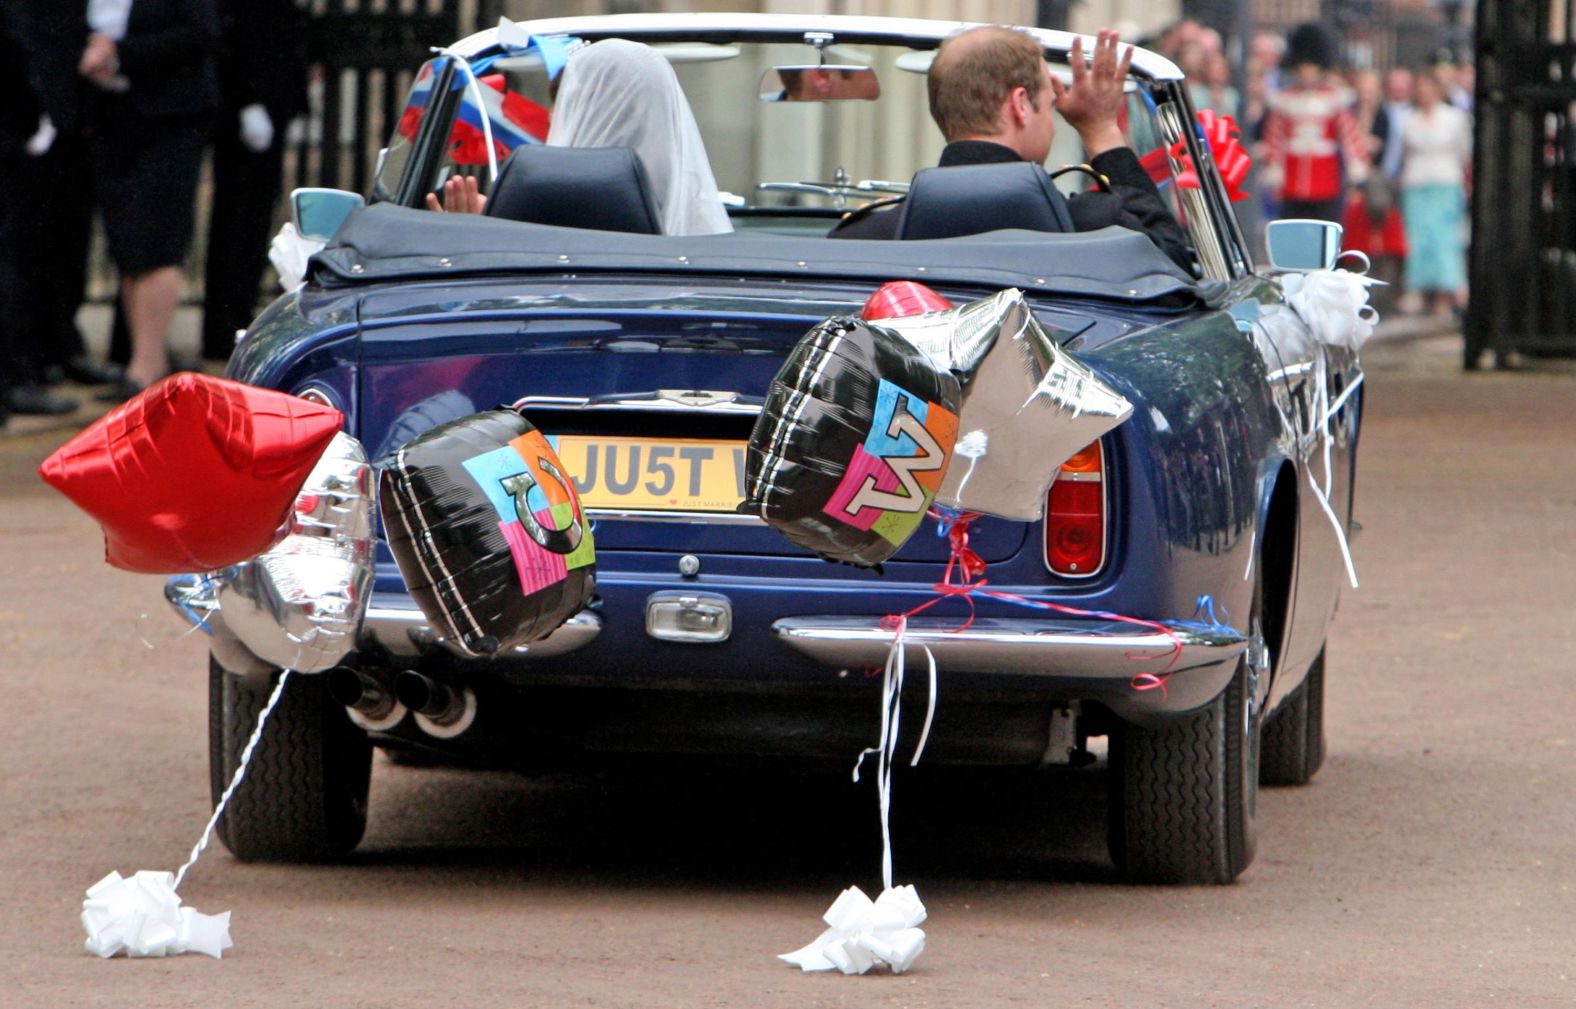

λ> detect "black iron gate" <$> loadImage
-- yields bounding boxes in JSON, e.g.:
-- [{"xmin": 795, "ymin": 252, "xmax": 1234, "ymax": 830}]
[
  {"xmin": 1466, "ymin": 0, "xmax": 1576, "ymax": 367},
  {"xmin": 289, "ymin": 0, "xmax": 503, "ymax": 198}
]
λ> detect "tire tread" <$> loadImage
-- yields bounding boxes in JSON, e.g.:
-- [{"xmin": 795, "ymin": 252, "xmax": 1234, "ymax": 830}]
[{"xmin": 210, "ymin": 659, "xmax": 372, "ymax": 862}]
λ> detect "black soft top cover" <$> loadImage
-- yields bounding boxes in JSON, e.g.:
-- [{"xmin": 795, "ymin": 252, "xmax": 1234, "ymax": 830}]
[{"xmin": 312, "ymin": 203, "xmax": 1201, "ymax": 305}]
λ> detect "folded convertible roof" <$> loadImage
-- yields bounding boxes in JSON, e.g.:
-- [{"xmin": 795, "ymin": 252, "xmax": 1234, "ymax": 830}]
[{"xmin": 312, "ymin": 203, "xmax": 1202, "ymax": 306}]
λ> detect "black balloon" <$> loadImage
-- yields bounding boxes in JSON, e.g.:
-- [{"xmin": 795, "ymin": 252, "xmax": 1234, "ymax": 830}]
[
  {"xmin": 379, "ymin": 410, "xmax": 595, "ymax": 656},
  {"xmin": 743, "ymin": 318, "xmax": 961, "ymax": 568}
]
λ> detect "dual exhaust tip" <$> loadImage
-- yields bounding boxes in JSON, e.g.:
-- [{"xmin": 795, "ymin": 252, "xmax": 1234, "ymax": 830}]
[{"xmin": 328, "ymin": 667, "xmax": 477, "ymax": 738}]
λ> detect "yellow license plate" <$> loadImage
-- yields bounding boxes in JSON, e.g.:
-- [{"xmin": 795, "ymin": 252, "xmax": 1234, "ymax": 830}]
[{"xmin": 552, "ymin": 436, "xmax": 747, "ymax": 512}]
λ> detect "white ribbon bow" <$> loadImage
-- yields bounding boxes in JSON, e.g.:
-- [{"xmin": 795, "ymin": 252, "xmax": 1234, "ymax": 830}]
[
  {"xmin": 81, "ymin": 871, "xmax": 233, "ymax": 959},
  {"xmin": 1282, "ymin": 268, "xmax": 1382, "ymax": 351},
  {"xmin": 268, "ymin": 222, "xmax": 328, "ymax": 292},
  {"xmin": 779, "ymin": 885, "xmax": 928, "ymax": 975}
]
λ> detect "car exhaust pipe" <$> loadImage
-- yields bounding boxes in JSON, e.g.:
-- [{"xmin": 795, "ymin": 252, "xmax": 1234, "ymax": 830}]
[
  {"xmin": 328, "ymin": 666, "xmax": 406, "ymax": 732},
  {"xmin": 394, "ymin": 670, "xmax": 478, "ymax": 739}
]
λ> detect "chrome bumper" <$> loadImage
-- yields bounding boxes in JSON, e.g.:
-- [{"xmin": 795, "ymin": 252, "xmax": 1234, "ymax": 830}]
[
  {"xmin": 772, "ymin": 616, "xmax": 1245, "ymax": 680},
  {"xmin": 360, "ymin": 598, "xmax": 603, "ymax": 658}
]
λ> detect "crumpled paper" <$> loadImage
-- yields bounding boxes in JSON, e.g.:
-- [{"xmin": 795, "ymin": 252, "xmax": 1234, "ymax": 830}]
[
  {"xmin": 1281, "ymin": 268, "xmax": 1381, "ymax": 351},
  {"xmin": 779, "ymin": 885, "xmax": 927, "ymax": 975},
  {"xmin": 268, "ymin": 222, "xmax": 327, "ymax": 292},
  {"xmin": 81, "ymin": 870, "xmax": 233, "ymax": 959}
]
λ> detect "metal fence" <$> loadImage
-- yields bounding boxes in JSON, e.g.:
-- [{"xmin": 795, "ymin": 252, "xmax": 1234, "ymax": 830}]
[{"xmin": 1465, "ymin": 0, "xmax": 1576, "ymax": 366}]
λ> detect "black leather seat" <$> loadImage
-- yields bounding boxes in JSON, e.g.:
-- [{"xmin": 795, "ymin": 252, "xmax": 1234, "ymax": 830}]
[
  {"xmin": 483, "ymin": 145, "xmax": 662, "ymax": 234},
  {"xmin": 894, "ymin": 161, "xmax": 1075, "ymax": 240}
]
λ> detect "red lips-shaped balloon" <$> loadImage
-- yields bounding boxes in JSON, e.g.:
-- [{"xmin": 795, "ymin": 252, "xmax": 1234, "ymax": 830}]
[{"xmin": 38, "ymin": 373, "xmax": 343, "ymax": 573}]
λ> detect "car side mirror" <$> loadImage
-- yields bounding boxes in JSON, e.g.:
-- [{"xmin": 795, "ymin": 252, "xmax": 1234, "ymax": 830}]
[
  {"xmin": 292, "ymin": 188, "xmax": 366, "ymax": 241},
  {"xmin": 1265, "ymin": 219, "xmax": 1343, "ymax": 271}
]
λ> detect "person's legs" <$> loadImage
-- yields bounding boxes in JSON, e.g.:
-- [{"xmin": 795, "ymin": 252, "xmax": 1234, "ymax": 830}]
[
  {"xmin": 203, "ymin": 124, "xmax": 285, "ymax": 362},
  {"xmin": 95, "ymin": 111, "xmax": 210, "ymax": 398},
  {"xmin": 121, "ymin": 267, "xmax": 182, "ymax": 388},
  {"xmin": 34, "ymin": 131, "xmax": 102, "ymax": 378}
]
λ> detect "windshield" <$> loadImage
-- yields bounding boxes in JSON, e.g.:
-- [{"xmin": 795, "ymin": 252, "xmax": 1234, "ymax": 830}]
[{"xmin": 373, "ymin": 30, "xmax": 1239, "ymax": 276}]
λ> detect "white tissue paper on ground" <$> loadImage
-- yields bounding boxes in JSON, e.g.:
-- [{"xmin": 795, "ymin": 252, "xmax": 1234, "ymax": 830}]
[
  {"xmin": 1281, "ymin": 268, "xmax": 1382, "ymax": 350},
  {"xmin": 779, "ymin": 884, "xmax": 927, "ymax": 975},
  {"xmin": 81, "ymin": 870, "xmax": 233, "ymax": 959},
  {"xmin": 269, "ymin": 222, "xmax": 327, "ymax": 292}
]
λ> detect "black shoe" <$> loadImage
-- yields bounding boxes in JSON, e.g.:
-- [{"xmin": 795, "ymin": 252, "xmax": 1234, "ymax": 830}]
[
  {"xmin": 40, "ymin": 364, "xmax": 66, "ymax": 386},
  {"xmin": 8, "ymin": 383, "xmax": 79, "ymax": 416},
  {"xmin": 96, "ymin": 377, "xmax": 150, "ymax": 404},
  {"xmin": 64, "ymin": 355, "xmax": 124, "ymax": 386}
]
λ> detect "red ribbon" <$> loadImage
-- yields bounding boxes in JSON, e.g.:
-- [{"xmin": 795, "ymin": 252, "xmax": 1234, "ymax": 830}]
[
  {"xmin": 1173, "ymin": 109, "xmax": 1252, "ymax": 203},
  {"xmin": 878, "ymin": 511, "xmax": 1186, "ymax": 696}
]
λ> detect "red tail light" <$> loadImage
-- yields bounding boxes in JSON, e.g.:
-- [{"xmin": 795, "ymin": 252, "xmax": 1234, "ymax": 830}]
[
  {"xmin": 1044, "ymin": 440, "xmax": 1106, "ymax": 577},
  {"xmin": 861, "ymin": 281, "xmax": 953, "ymax": 321}
]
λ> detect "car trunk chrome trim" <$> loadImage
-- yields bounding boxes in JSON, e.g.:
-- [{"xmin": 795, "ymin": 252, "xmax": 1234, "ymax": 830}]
[
  {"xmin": 773, "ymin": 616, "xmax": 1245, "ymax": 678},
  {"xmin": 514, "ymin": 391, "xmax": 765, "ymax": 415}
]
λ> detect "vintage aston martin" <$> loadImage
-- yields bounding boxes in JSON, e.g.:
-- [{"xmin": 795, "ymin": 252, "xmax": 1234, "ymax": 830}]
[{"xmin": 208, "ymin": 12, "xmax": 1362, "ymax": 885}]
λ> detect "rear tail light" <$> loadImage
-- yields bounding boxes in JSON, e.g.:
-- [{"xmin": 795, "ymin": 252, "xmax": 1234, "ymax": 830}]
[{"xmin": 1044, "ymin": 440, "xmax": 1106, "ymax": 577}]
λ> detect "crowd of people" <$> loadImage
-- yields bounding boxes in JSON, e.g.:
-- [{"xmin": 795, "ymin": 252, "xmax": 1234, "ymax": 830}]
[
  {"xmin": 1154, "ymin": 18, "xmax": 1474, "ymax": 318},
  {"xmin": 0, "ymin": 9, "xmax": 1474, "ymax": 432},
  {"xmin": 0, "ymin": 0, "xmax": 306, "ymax": 430}
]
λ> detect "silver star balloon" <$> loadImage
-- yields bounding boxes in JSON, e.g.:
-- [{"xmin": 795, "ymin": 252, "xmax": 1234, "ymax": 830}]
[
  {"xmin": 216, "ymin": 431, "xmax": 375, "ymax": 672},
  {"xmin": 880, "ymin": 289, "xmax": 1133, "ymax": 521}
]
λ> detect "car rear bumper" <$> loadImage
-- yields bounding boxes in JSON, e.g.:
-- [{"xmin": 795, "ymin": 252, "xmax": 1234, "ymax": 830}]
[
  {"xmin": 361, "ymin": 597, "xmax": 603, "ymax": 659},
  {"xmin": 773, "ymin": 615, "xmax": 1245, "ymax": 718},
  {"xmin": 353, "ymin": 589, "xmax": 1243, "ymax": 723}
]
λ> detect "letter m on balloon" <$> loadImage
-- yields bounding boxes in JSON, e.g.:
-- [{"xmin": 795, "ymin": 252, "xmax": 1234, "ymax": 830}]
[{"xmin": 824, "ymin": 380, "xmax": 957, "ymax": 544}]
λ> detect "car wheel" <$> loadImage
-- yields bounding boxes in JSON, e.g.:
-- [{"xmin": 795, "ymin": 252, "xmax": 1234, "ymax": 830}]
[
  {"xmin": 1259, "ymin": 647, "xmax": 1326, "ymax": 786},
  {"xmin": 208, "ymin": 655, "xmax": 372, "ymax": 862},
  {"xmin": 1108, "ymin": 604, "xmax": 1266, "ymax": 884}
]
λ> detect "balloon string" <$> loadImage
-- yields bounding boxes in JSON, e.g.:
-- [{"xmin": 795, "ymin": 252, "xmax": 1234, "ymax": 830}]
[
  {"xmin": 893, "ymin": 510, "xmax": 1204, "ymax": 697},
  {"xmin": 174, "ymin": 669, "xmax": 294, "ymax": 890},
  {"xmin": 852, "ymin": 616, "xmax": 937, "ymax": 893},
  {"xmin": 1309, "ymin": 357, "xmax": 1360, "ymax": 589},
  {"xmin": 431, "ymin": 47, "xmax": 499, "ymax": 185}
]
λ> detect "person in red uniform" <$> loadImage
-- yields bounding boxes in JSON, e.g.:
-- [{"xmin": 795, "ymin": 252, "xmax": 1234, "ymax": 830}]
[{"xmin": 1260, "ymin": 23, "xmax": 1367, "ymax": 224}]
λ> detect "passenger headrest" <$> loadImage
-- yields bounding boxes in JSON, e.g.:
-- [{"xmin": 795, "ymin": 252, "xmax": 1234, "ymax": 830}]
[
  {"xmin": 896, "ymin": 162, "xmax": 1075, "ymax": 240},
  {"xmin": 483, "ymin": 145, "xmax": 662, "ymax": 234}
]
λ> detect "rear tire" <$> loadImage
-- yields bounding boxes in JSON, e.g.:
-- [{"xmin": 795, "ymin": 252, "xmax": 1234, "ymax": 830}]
[
  {"xmin": 209, "ymin": 656, "xmax": 372, "ymax": 862},
  {"xmin": 1108, "ymin": 599, "xmax": 1266, "ymax": 884},
  {"xmin": 1259, "ymin": 648, "xmax": 1327, "ymax": 786}
]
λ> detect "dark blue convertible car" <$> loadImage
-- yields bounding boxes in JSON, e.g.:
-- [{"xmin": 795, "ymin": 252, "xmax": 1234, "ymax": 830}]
[{"xmin": 208, "ymin": 13, "xmax": 1362, "ymax": 885}]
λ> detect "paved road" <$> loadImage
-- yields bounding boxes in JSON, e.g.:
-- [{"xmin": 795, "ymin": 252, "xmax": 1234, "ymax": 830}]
[{"xmin": 3, "ymin": 335, "xmax": 1572, "ymax": 1008}]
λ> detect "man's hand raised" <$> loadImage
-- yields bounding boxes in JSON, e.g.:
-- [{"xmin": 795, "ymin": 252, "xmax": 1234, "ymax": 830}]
[{"xmin": 1049, "ymin": 28, "xmax": 1134, "ymax": 159}]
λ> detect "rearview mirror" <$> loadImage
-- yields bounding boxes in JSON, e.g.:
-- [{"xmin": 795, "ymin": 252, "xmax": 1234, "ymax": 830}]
[
  {"xmin": 1265, "ymin": 219, "xmax": 1343, "ymax": 271},
  {"xmin": 759, "ymin": 65, "xmax": 880, "ymax": 102},
  {"xmin": 291, "ymin": 188, "xmax": 365, "ymax": 241}
]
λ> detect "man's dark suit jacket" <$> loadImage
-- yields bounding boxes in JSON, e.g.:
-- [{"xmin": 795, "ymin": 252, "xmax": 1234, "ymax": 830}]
[
  {"xmin": 218, "ymin": 0, "xmax": 308, "ymax": 125},
  {"xmin": 829, "ymin": 140, "xmax": 1193, "ymax": 274}
]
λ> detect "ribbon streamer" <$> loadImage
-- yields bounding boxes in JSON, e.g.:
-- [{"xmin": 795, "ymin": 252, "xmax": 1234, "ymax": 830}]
[
  {"xmin": 81, "ymin": 669, "xmax": 295, "ymax": 958},
  {"xmin": 780, "ymin": 620, "xmax": 935, "ymax": 975},
  {"xmin": 1306, "ymin": 354, "xmax": 1362, "ymax": 589}
]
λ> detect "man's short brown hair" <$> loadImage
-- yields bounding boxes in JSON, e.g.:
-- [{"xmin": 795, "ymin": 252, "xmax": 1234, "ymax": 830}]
[{"xmin": 927, "ymin": 26, "xmax": 1049, "ymax": 141}]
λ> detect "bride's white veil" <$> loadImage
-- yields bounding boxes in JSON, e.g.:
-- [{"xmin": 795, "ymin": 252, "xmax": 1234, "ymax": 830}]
[{"xmin": 546, "ymin": 39, "xmax": 733, "ymax": 236}]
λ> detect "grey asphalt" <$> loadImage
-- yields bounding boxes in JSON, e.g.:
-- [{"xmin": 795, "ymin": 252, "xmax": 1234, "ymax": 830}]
[{"xmin": 3, "ymin": 327, "xmax": 1572, "ymax": 1008}]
